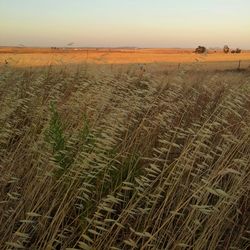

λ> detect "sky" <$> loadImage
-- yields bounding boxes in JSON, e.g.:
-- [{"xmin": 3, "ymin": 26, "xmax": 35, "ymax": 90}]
[{"xmin": 0, "ymin": 0, "xmax": 250, "ymax": 48}]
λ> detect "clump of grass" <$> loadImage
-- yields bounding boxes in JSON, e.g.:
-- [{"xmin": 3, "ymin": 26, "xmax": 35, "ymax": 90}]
[
  {"xmin": 45, "ymin": 101, "xmax": 67, "ymax": 174},
  {"xmin": 0, "ymin": 63, "xmax": 249, "ymax": 249},
  {"xmin": 45, "ymin": 101, "xmax": 96, "ymax": 177}
]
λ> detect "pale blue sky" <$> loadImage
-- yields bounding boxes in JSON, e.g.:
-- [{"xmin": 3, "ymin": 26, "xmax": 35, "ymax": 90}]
[{"xmin": 0, "ymin": 0, "xmax": 249, "ymax": 48}]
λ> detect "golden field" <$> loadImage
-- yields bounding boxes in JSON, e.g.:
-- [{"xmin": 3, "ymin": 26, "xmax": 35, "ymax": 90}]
[
  {"xmin": 1, "ymin": 47, "xmax": 250, "ymax": 67},
  {"xmin": 0, "ymin": 50, "xmax": 250, "ymax": 249}
]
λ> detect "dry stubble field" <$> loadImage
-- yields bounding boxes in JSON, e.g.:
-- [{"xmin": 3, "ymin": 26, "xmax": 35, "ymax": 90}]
[{"xmin": 0, "ymin": 49, "xmax": 250, "ymax": 249}]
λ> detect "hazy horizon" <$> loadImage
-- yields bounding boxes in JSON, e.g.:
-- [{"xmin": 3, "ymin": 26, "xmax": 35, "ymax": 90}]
[{"xmin": 1, "ymin": 0, "xmax": 250, "ymax": 49}]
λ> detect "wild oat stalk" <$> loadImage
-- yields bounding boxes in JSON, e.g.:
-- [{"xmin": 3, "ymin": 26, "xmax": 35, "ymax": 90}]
[{"xmin": 0, "ymin": 63, "xmax": 249, "ymax": 250}]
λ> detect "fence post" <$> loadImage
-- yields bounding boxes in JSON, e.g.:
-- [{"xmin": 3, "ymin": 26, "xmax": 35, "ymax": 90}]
[{"xmin": 237, "ymin": 60, "xmax": 241, "ymax": 71}]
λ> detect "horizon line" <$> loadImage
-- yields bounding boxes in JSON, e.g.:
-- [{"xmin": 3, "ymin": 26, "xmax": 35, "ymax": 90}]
[{"xmin": 1, "ymin": 45, "xmax": 249, "ymax": 50}]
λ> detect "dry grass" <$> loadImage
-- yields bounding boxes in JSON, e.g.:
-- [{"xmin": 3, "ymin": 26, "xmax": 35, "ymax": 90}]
[{"xmin": 0, "ymin": 62, "xmax": 250, "ymax": 250}]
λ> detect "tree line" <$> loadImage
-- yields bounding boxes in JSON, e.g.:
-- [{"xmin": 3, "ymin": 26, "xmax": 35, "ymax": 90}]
[{"xmin": 194, "ymin": 45, "xmax": 242, "ymax": 54}]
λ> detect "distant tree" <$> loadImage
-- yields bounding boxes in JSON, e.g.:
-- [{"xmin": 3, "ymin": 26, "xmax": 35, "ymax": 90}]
[
  {"xmin": 231, "ymin": 48, "xmax": 241, "ymax": 54},
  {"xmin": 235, "ymin": 48, "xmax": 241, "ymax": 53},
  {"xmin": 194, "ymin": 46, "xmax": 207, "ymax": 54},
  {"xmin": 223, "ymin": 45, "xmax": 230, "ymax": 53}
]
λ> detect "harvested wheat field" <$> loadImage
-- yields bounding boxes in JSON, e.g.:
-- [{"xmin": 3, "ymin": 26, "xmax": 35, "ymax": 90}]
[{"xmin": 0, "ymin": 58, "xmax": 250, "ymax": 249}]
